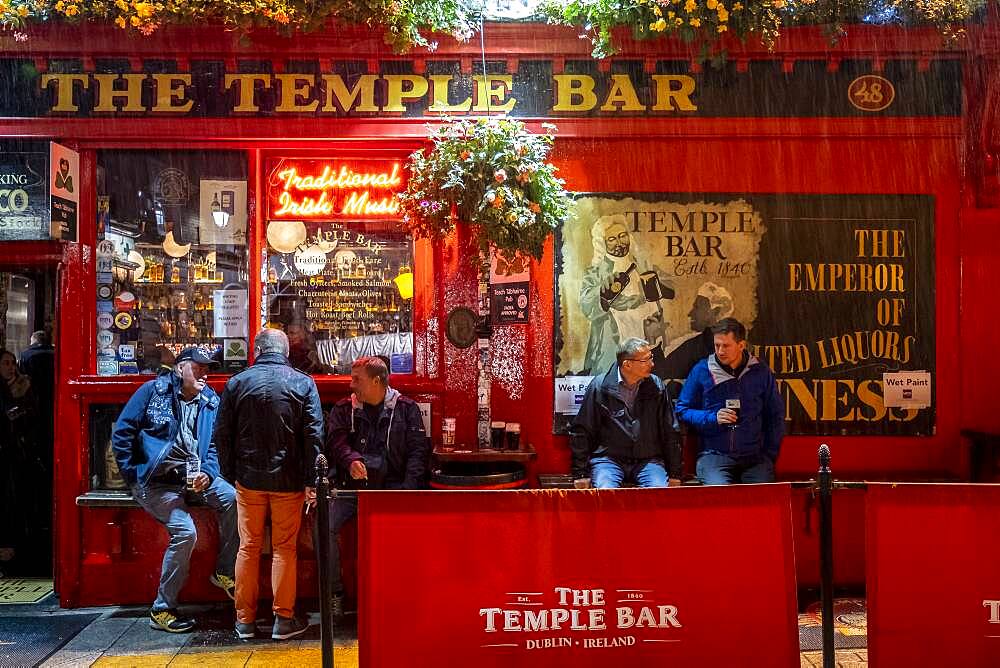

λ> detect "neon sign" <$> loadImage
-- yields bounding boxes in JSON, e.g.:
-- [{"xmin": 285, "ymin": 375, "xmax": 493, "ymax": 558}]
[{"xmin": 267, "ymin": 159, "xmax": 404, "ymax": 220}]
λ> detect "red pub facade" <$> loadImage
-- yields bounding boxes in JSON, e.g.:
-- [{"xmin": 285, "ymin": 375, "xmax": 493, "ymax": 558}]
[{"xmin": 0, "ymin": 14, "xmax": 998, "ymax": 608}]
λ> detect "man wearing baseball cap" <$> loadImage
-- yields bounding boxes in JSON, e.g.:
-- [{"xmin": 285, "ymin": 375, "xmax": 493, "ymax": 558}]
[{"xmin": 112, "ymin": 346, "xmax": 238, "ymax": 633}]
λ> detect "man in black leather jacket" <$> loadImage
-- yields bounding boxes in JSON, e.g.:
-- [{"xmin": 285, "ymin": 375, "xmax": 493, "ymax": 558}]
[
  {"xmin": 214, "ymin": 328, "xmax": 323, "ymax": 641},
  {"xmin": 569, "ymin": 337, "xmax": 682, "ymax": 488},
  {"xmin": 322, "ymin": 356, "xmax": 429, "ymax": 617}
]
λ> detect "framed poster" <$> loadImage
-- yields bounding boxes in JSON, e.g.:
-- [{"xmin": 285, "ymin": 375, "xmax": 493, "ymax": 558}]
[{"xmin": 554, "ymin": 193, "xmax": 935, "ymax": 436}]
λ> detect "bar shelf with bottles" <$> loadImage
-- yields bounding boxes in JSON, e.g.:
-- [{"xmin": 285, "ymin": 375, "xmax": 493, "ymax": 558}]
[{"xmin": 129, "ymin": 248, "xmax": 222, "ymax": 341}]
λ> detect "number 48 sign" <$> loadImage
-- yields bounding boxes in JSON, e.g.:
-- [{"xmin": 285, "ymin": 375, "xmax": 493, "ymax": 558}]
[{"xmin": 849, "ymin": 74, "xmax": 896, "ymax": 112}]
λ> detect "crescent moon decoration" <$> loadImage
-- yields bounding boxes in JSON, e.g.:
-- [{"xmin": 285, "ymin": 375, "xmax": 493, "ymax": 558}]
[
  {"xmin": 126, "ymin": 250, "xmax": 146, "ymax": 280},
  {"xmin": 162, "ymin": 231, "xmax": 191, "ymax": 258},
  {"xmin": 294, "ymin": 245, "xmax": 329, "ymax": 277},
  {"xmin": 267, "ymin": 219, "xmax": 307, "ymax": 254}
]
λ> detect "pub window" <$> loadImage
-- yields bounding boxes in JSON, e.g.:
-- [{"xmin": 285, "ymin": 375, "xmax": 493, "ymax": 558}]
[
  {"xmin": 95, "ymin": 150, "xmax": 249, "ymax": 375},
  {"xmin": 263, "ymin": 158, "xmax": 414, "ymax": 375},
  {"xmin": 89, "ymin": 403, "xmax": 127, "ymax": 491}
]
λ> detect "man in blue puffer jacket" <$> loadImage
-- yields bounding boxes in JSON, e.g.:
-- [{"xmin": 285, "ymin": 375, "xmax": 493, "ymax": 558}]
[
  {"xmin": 675, "ymin": 318, "xmax": 785, "ymax": 485},
  {"xmin": 112, "ymin": 347, "xmax": 237, "ymax": 633}
]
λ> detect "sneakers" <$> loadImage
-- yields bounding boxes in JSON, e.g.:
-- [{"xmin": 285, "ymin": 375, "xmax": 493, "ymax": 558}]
[
  {"xmin": 271, "ymin": 614, "xmax": 309, "ymax": 640},
  {"xmin": 210, "ymin": 572, "xmax": 236, "ymax": 601},
  {"xmin": 331, "ymin": 591, "xmax": 345, "ymax": 620},
  {"xmin": 235, "ymin": 621, "xmax": 257, "ymax": 640},
  {"xmin": 149, "ymin": 608, "xmax": 196, "ymax": 633}
]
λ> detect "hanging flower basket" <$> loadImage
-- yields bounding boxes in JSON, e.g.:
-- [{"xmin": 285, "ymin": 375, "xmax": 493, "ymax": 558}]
[{"xmin": 398, "ymin": 117, "xmax": 571, "ymax": 262}]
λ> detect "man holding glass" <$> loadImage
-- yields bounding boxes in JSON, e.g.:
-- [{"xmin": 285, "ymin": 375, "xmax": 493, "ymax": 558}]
[
  {"xmin": 569, "ymin": 337, "xmax": 682, "ymax": 489},
  {"xmin": 112, "ymin": 347, "xmax": 238, "ymax": 633},
  {"xmin": 675, "ymin": 318, "xmax": 785, "ymax": 485},
  {"xmin": 323, "ymin": 356, "xmax": 430, "ymax": 619}
]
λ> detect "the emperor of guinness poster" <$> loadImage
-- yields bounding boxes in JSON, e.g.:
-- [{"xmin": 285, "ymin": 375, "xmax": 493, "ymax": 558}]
[{"xmin": 555, "ymin": 193, "xmax": 935, "ymax": 437}]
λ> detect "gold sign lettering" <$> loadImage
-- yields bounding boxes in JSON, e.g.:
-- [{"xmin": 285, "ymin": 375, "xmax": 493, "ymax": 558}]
[
  {"xmin": 151, "ymin": 74, "xmax": 193, "ymax": 113},
  {"xmin": 40, "ymin": 74, "xmax": 90, "ymax": 112},
  {"xmin": 600, "ymin": 74, "xmax": 645, "ymax": 112},
  {"xmin": 275, "ymin": 74, "xmax": 319, "ymax": 113},
  {"xmin": 651, "ymin": 75, "xmax": 698, "ymax": 112},
  {"xmin": 383, "ymin": 74, "xmax": 429, "ymax": 112},
  {"xmin": 92, "ymin": 73, "xmax": 146, "ymax": 113},
  {"xmin": 37, "ymin": 69, "xmax": 700, "ymax": 116},
  {"xmin": 552, "ymin": 75, "xmax": 597, "ymax": 112},
  {"xmin": 320, "ymin": 74, "xmax": 379, "ymax": 113},
  {"xmin": 472, "ymin": 75, "xmax": 516, "ymax": 113},
  {"xmin": 428, "ymin": 74, "xmax": 472, "ymax": 113},
  {"xmin": 225, "ymin": 74, "xmax": 272, "ymax": 113}
]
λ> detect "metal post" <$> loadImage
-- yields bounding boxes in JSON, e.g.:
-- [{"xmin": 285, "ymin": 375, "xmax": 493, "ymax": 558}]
[
  {"xmin": 315, "ymin": 454, "xmax": 335, "ymax": 668},
  {"xmin": 817, "ymin": 444, "xmax": 834, "ymax": 668}
]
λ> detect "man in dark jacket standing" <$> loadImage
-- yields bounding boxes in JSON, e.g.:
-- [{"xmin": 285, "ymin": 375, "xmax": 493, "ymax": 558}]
[
  {"xmin": 214, "ymin": 328, "xmax": 323, "ymax": 641},
  {"xmin": 324, "ymin": 356, "xmax": 429, "ymax": 616},
  {"xmin": 569, "ymin": 337, "xmax": 682, "ymax": 488},
  {"xmin": 675, "ymin": 318, "xmax": 784, "ymax": 485},
  {"xmin": 112, "ymin": 347, "xmax": 237, "ymax": 633}
]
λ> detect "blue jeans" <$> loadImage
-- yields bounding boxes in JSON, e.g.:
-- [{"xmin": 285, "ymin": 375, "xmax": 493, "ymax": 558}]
[
  {"xmin": 697, "ymin": 453, "xmax": 775, "ymax": 485},
  {"xmin": 590, "ymin": 456, "xmax": 668, "ymax": 488},
  {"xmin": 315, "ymin": 495, "xmax": 358, "ymax": 594},
  {"xmin": 132, "ymin": 476, "xmax": 238, "ymax": 612}
]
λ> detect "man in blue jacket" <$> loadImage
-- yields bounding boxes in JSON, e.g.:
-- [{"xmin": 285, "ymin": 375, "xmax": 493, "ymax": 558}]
[
  {"xmin": 675, "ymin": 318, "xmax": 784, "ymax": 485},
  {"xmin": 112, "ymin": 347, "xmax": 237, "ymax": 633}
]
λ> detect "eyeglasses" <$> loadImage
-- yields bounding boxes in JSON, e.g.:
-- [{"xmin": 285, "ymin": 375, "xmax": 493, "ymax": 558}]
[{"xmin": 627, "ymin": 355, "xmax": 654, "ymax": 364}]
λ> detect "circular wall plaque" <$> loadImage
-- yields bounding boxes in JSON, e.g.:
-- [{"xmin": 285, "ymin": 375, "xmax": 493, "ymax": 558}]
[
  {"xmin": 848, "ymin": 74, "xmax": 895, "ymax": 112},
  {"xmin": 446, "ymin": 307, "xmax": 479, "ymax": 349}
]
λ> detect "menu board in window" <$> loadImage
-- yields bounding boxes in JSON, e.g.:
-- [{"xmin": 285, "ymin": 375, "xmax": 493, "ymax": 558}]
[
  {"xmin": 264, "ymin": 220, "xmax": 414, "ymax": 375},
  {"xmin": 264, "ymin": 157, "xmax": 413, "ymax": 375}
]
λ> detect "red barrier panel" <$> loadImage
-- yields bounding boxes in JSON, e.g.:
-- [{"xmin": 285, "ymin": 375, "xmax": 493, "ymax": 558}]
[
  {"xmin": 358, "ymin": 485, "xmax": 799, "ymax": 668},
  {"xmin": 868, "ymin": 483, "xmax": 1000, "ymax": 667}
]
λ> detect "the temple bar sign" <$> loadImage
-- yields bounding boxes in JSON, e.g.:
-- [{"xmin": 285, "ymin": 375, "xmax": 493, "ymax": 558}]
[{"xmin": 12, "ymin": 58, "xmax": 961, "ymax": 118}]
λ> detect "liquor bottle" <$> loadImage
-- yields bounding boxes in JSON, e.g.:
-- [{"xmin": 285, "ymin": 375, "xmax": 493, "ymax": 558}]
[
  {"xmin": 171, "ymin": 262, "xmax": 180, "ymax": 284},
  {"xmin": 599, "ymin": 262, "xmax": 636, "ymax": 311}
]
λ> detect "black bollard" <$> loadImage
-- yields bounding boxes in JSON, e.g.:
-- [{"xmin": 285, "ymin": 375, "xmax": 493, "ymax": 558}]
[
  {"xmin": 817, "ymin": 444, "xmax": 834, "ymax": 668},
  {"xmin": 315, "ymin": 454, "xmax": 335, "ymax": 668}
]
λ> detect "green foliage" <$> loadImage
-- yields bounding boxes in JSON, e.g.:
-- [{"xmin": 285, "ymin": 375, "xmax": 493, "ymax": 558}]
[
  {"xmin": 0, "ymin": 0, "xmax": 986, "ymax": 55},
  {"xmin": 541, "ymin": 0, "xmax": 987, "ymax": 58},
  {"xmin": 0, "ymin": 0, "xmax": 486, "ymax": 52},
  {"xmin": 398, "ymin": 118, "xmax": 571, "ymax": 261}
]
